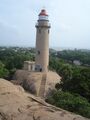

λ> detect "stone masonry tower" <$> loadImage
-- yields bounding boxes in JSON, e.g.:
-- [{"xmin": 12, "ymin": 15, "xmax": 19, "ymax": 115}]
[{"xmin": 35, "ymin": 9, "xmax": 51, "ymax": 72}]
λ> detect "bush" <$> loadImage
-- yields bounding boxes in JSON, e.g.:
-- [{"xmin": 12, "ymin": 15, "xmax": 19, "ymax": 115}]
[
  {"xmin": 46, "ymin": 91, "xmax": 90, "ymax": 118},
  {"xmin": 0, "ymin": 61, "xmax": 9, "ymax": 78}
]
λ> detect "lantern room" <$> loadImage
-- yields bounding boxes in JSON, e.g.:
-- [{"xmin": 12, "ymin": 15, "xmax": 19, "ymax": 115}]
[{"xmin": 38, "ymin": 9, "xmax": 48, "ymax": 21}]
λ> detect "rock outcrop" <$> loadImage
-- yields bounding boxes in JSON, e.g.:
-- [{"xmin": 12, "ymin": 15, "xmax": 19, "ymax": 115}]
[
  {"xmin": 12, "ymin": 70, "xmax": 61, "ymax": 97},
  {"xmin": 0, "ymin": 78, "xmax": 89, "ymax": 120}
]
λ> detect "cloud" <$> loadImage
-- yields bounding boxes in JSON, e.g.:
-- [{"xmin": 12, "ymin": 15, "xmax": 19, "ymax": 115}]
[
  {"xmin": 0, "ymin": 18, "xmax": 20, "ymax": 46},
  {"xmin": 60, "ymin": 23, "xmax": 72, "ymax": 32},
  {"xmin": 0, "ymin": 0, "xmax": 90, "ymax": 48},
  {"xmin": 0, "ymin": 18, "xmax": 17, "ymax": 30}
]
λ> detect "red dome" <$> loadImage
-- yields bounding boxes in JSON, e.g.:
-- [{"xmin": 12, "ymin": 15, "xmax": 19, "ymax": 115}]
[{"xmin": 39, "ymin": 9, "xmax": 48, "ymax": 16}]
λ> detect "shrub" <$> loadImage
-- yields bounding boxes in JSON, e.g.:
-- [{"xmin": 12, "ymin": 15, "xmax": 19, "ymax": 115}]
[
  {"xmin": 0, "ymin": 61, "xmax": 9, "ymax": 78},
  {"xmin": 46, "ymin": 91, "xmax": 90, "ymax": 118}
]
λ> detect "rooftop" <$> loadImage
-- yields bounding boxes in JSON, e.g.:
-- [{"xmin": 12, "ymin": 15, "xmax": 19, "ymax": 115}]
[{"xmin": 39, "ymin": 9, "xmax": 48, "ymax": 16}]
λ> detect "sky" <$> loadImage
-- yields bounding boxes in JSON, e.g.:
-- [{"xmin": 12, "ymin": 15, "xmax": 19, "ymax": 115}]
[{"xmin": 0, "ymin": 0, "xmax": 90, "ymax": 49}]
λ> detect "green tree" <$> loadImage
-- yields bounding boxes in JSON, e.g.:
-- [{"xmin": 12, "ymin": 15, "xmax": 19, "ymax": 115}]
[
  {"xmin": 69, "ymin": 67, "xmax": 90, "ymax": 100},
  {"xmin": 46, "ymin": 91, "xmax": 90, "ymax": 118},
  {"xmin": 0, "ymin": 61, "xmax": 9, "ymax": 78},
  {"xmin": 57, "ymin": 65, "xmax": 90, "ymax": 101}
]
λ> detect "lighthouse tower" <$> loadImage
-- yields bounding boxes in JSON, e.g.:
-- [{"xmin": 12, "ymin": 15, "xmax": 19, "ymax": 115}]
[{"xmin": 35, "ymin": 9, "xmax": 51, "ymax": 72}]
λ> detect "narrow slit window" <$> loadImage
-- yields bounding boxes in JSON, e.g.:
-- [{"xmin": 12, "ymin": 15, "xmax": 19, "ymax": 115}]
[
  {"xmin": 48, "ymin": 30, "xmax": 49, "ymax": 34},
  {"xmin": 37, "ymin": 50, "xmax": 40, "ymax": 55},
  {"xmin": 39, "ymin": 29, "xmax": 41, "ymax": 33}
]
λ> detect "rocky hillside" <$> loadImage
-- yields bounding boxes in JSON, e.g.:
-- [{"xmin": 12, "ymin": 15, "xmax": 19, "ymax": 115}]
[
  {"xmin": 0, "ymin": 79, "xmax": 89, "ymax": 120},
  {"xmin": 12, "ymin": 70, "xmax": 60, "ymax": 97}
]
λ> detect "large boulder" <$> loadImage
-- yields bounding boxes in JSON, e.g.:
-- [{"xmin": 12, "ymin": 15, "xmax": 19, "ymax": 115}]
[
  {"xmin": 0, "ymin": 79, "xmax": 89, "ymax": 120},
  {"xmin": 12, "ymin": 70, "xmax": 61, "ymax": 97}
]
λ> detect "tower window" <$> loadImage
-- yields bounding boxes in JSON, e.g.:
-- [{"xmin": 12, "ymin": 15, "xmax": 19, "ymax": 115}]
[
  {"xmin": 48, "ymin": 30, "xmax": 49, "ymax": 34},
  {"xmin": 37, "ymin": 50, "xmax": 40, "ymax": 55},
  {"xmin": 39, "ymin": 29, "xmax": 41, "ymax": 33}
]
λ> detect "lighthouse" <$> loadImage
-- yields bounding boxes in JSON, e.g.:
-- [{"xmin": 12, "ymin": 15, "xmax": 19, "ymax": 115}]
[
  {"xmin": 35, "ymin": 9, "xmax": 51, "ymax": 72},
  {"xmin": 20, "ymin": 9, "xmax": 60, "ymax": 97}
]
